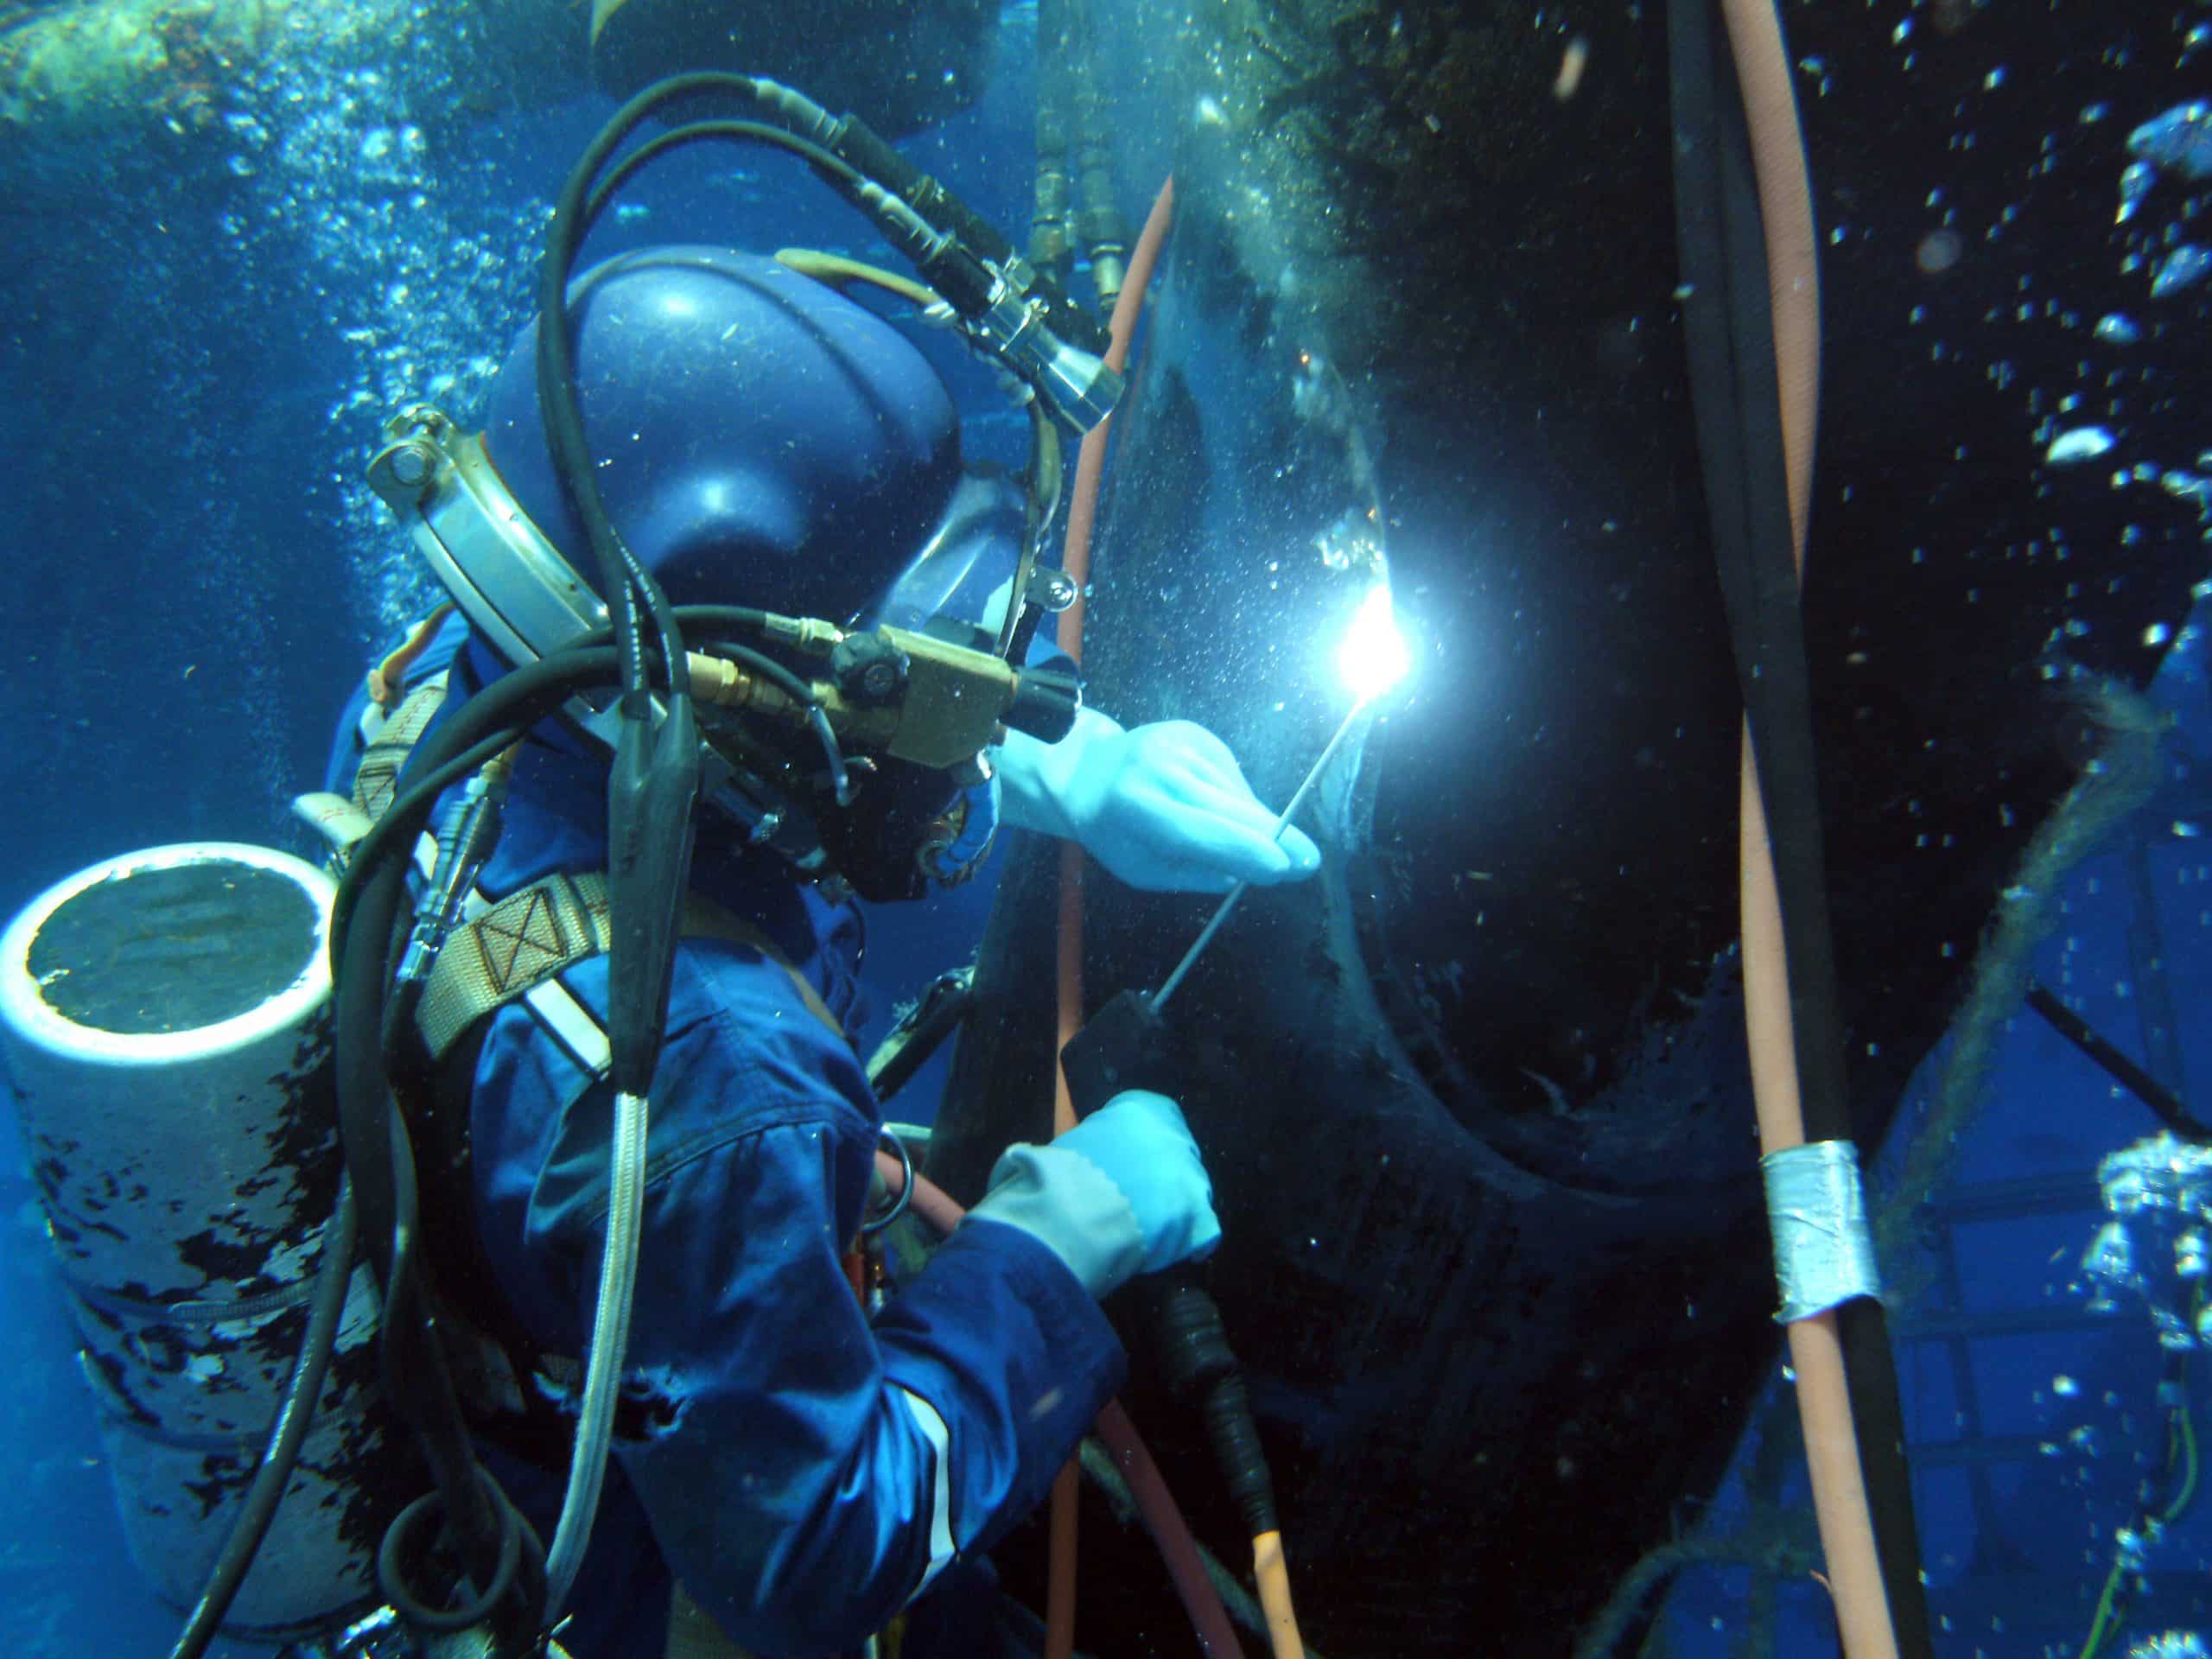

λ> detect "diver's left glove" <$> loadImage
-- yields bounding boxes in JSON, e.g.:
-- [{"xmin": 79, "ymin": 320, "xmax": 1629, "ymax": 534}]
[
  {"xmin": 964, "ymin": 1090, "xmax": 1221, "ymax": 1301},
  {"xmin": 994, "ymin": 706, "xmax": 1322, "ymax": 893}
]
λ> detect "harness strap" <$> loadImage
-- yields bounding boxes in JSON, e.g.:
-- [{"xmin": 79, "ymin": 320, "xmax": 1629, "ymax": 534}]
[
  {"xmin": 416, "ymin": 870, "xmax": 843, "ymax": 1065},
  {"xmin": 666, "ymin": 1583, "xmax": 753, "ymax": 1659},
  {"xmin": 353, "ymin": 671, "xmax": 451, "ymax": 820}
]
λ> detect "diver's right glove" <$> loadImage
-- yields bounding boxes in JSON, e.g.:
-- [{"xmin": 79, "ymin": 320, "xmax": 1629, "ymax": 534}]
[
  {"xmin": 994, "ymin": 707, "xmax": 1322, "ymax": 893},
  {"xmin": 965, "ymin": 1090, "xmax": 1221, "ymax": 1302}
]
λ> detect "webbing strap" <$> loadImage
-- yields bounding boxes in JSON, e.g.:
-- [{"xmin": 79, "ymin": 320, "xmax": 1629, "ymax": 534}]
[
  {"xmin": 353, "ymin": 671, "xmax": 450, "ymax": 821},
  {"xmin": 417, "ymin": 871, "xmax": 844, "ymax": 1066},
  {"xmin": 665, "ymin": 1583, "xmax": 753, "ymax": 1659}
]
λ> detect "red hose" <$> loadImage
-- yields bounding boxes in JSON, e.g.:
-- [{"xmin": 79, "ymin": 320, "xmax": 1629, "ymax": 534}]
[
  {"xmin": 1028, "ymin": 173, "xmax": 1242, "ymax": 1655},
  {"xmin": 1047, "ymin": 175, "xmax": 1179, "ymax": 1659}
]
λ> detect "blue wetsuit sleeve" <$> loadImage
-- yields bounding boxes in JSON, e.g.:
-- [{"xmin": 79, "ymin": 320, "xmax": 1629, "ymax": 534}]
[{"xmin": 496, "ymin": 950, "xmax": 1125, "ymax": 1657}]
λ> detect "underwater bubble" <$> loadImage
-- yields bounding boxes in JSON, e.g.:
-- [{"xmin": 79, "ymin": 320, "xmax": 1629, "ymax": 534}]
[
  {"xmin": 2047, "ymin": 426, "xmax": 2116, "ymax": 465},
  {"xmin": 2184, "ymin": 1230, "xmax": 2211, "ymax": 1277},
  {"xmin": 2083, "ymin": 1218, "xmax": 2133, "ymax": 1286},
  {"xmin": 1917, "ymin": 229, "xmax": 1965, "ymax": 273},
  {"xmin": 2127, "ymin": 1634, "xmax": 2211, "ymax": 1659},
  {"xmin": 2094, "ymin": 314, "xmax": 2141, "ymax": 344},
  {"xmin": 2120, "ymin": 161, "xmax": 2158, "ymax": 222},
  {"xmin": 2054, "ymin": 1374, "xmax": 2082, "ymax": 1397},
  {"xmin": 2128, "ymin": 101, "xmax": 2212, "ymax": 181},
  {"xmin": 2151, "ymin": 245, "xmax": 2211, "ymax": 300}
]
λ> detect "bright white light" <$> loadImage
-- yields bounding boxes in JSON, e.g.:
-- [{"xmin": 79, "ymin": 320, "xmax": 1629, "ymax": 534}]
[{"xmin": 1337, "ymin": 583, "xmax": 1410, "ymax": 703}]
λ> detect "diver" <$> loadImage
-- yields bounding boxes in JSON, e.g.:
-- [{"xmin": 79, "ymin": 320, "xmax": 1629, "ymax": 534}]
[{"xmin": 323, "ymin": 241, "xmax": 1321, "ymax": 1657}]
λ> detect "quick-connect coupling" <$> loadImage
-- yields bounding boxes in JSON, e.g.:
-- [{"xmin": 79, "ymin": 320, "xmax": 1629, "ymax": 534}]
[{"xmin": 970, "ymin": 279, "xmax": 1123, "ymax": 434}]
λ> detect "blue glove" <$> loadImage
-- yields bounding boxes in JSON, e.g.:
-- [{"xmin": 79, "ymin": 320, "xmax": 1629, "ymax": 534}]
[
  {"xmin": 964, "ymin": 1090, "xmax": 1221, "ymax": 1301},
  {"xmin": 995, "ymin": 708, "xmax": 1323, "ymax": 893}
]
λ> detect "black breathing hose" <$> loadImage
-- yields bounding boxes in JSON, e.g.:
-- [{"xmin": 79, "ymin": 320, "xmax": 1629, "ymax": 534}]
[
  {"xmin": 327, "ymin": 647, "xmax": 627, "ymax": 1646},
  {"xmin": 167, "ymin": 1180, "xmax": 361, "ymax": 1659},
  {"xmin": 1667, "ymin": 0, "xmax": 1931, "ymax": 1649},
  {"xmin": 330, "ymin": 728, "xmax": 525, "ymax": 970},
  {"xmin": 337, "ymin": 830, "xmax": 529, "ymax": 1627},
  {"xmin": 1058, "ymin": 992, "xmax": 1283, "ymax": 1546},
  {"xmin": 1143, "ymin": 1278, "xmax": 1278, "ymax": 1540},
  {"xmin": 582, "ymin": 120, "xmax": 867, "ymax": 233},
  {"xmin": 539, "ymin": 93, "xmax": 695, "ymax": 714}
]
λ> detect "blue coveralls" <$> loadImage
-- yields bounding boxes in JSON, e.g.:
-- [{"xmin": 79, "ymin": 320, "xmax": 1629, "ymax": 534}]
[{"xmin": 326, "ymin": 620, "xmax": 1126, "ymax": 1657}]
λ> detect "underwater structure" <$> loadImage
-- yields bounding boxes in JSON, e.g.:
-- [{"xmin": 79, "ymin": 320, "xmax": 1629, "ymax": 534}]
[
  {"xmin": 926, "ymin": 2, "xmax": 2210, "ymax": 1654},
  {"xmin": 2, "ymin": 0, "xmax": 2209, "ymax": 1653}
]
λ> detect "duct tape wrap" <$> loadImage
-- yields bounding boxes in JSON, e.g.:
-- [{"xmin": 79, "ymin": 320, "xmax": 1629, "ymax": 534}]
[
  {"xmin": 0, "ymin": 843, "xmax": 400, "ymax": 1637},
  {"xmin": 1761, "ymin": 1138, "xmax": 1884, "ymax": 1323}
]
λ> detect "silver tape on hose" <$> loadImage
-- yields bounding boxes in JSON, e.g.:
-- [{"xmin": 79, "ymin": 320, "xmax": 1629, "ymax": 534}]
[{"xmin": 1761, "ymin": 1139, "xmax": 1884, "ymax": 1323}]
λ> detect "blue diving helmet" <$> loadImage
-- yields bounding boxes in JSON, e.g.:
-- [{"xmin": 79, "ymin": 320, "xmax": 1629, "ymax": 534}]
[
  {"xmin": 484, "ymin": 244, "xmax": 1024, "ymax": 638},
  {"xmin": 368, "ymin": 245, "xmax": 1038, "ymax": 899}
]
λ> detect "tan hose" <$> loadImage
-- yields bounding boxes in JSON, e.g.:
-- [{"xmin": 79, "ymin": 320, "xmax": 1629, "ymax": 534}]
[
  {"xmin": 1718, "ymin": 0, "xmax": 1820, "ymax": 550},
  {"xmin": 772, "ymin": 249, "xmax": 945, "ymax": 313},
  {"xmin": 1717, "ymin": 0, "xmax": 1897, "ymax": 1654},
  {"xmin": 1253, "ymin": 1529, "xmax": 1301, "ymax": 1658},
  {"xmin": 367, "ymin": 603, "xmax": 455, "ymax": 708},
  {"xmin": 1740, "ymin": 747, "xmax": 1896, "ymax": 1658}
]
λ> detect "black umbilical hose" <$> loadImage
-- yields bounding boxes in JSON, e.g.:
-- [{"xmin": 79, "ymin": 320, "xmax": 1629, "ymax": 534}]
[
  {"xmin": 373, "ymin": 1100, "xmax": 543, "ymax": 1639},
  {"xmin": 332, "ymin": 728, "xmax": 525, "ymax": 971},
  {"xmin": 539, "ymin": 92, "xmax": 702, "ymax": 715},
  {"xmin": 338, "ymin": 845, "xmax": 524, "ymax": 1626},
  {"xmin": 329, "ymin": 646, "xmax": 628, "ymax": 1646},
  {"xmin": 379, "ymin": 1473, "xmax": 546, "ymax": 1634},
  {"xmin": 542, "ymin": 83, "xmax": 739, "ymax": 1107},
  {"xmin": 330, "ymin": 647, "xmax": 625, "ymax": 969},
  {"xmin": 1144, "ymin": 1278, "xmax": 1277, "ymax": 1539},
  {"xmin": 1058, "ymin": 992, "xmax": 1283, "ymax": 1541},
  {"xmin": 565, "ymin": 608, "xmax": 819, "ymax": 714},
  {"xmin": 1668, "ymin": 0, "xmax": 1929, "ymax": 1645},
  {"xmin": 167, "ymin": 1180, "xmax": 361, "ymax": 1659},
  {"xmin": 582, "ymin": 120, "xmax": 867, "ymax": 234}
]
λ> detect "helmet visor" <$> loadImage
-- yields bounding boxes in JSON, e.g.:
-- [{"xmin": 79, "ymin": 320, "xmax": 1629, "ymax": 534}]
[{"xmin": 865, "ymin": 469, "xmax": 1027, "ymax": 646}]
